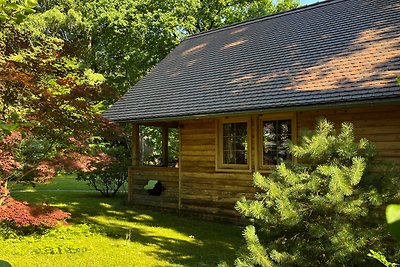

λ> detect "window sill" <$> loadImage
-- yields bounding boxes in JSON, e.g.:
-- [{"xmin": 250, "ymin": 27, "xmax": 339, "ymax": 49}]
[
  {"xmin": 255, "ymin": 168, "xmax": 274, "ymax": 175},
  {"xmin": 215, "ymin": 166, "xmax": 252, "ymax": 173}
]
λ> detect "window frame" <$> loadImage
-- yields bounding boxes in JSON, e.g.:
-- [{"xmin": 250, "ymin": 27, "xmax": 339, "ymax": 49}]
[
  {"xmin": 139, "ymin": 125, "xmax": 180, "ymax": 168},
  {"xmin": 216, "ymin": 116, "xmax": 252, "ymax": 172},
  {"xmin": 256, "ymin": 113, "xmax": 297, "ymax": 171}
]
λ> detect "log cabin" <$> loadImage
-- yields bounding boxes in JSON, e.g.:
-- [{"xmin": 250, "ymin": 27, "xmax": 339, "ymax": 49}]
[{"xmin": 104, "ymin": 0, "xmax": 400, "ymax": 220}]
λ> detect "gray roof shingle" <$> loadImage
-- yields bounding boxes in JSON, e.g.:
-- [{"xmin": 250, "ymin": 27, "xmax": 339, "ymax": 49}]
[{"xmin": 104, "ymin": 0, "xmax": 400, "ymax": 122}]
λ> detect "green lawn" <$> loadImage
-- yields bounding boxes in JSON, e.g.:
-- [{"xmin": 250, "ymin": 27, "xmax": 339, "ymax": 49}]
[
  {"xmin": 1, "ymin": 175, "xmax": 243, "ymax": 267},
  {"xmin": 10, "ymin": 174, "xmax": 97, "ymax": 191}
]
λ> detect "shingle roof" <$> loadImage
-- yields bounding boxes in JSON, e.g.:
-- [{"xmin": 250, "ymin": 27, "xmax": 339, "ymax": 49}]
[{"xmin": 104, "ymin": 0, "xmax": 400, "ymax": 122}]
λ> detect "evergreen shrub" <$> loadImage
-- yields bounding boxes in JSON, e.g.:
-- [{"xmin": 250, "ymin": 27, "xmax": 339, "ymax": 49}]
[{"xmin": 233, "ymin": 119, "xmax": 400, "ymax": 266}]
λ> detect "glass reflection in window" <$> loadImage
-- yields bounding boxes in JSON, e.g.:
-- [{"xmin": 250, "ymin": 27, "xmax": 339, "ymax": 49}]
[
  {"xmin": 262, "ymin": 120, "xmax": 291, "ymax": 165},
  {"xmin": 222, "ymin": 122, "xmax": 248, "ymax": 165}
]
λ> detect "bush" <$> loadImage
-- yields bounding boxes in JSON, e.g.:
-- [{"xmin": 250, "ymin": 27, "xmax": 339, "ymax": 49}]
[
  {"xmin": 0, "ymin": 195, "xmax": 70, "ymax": 234},
  {"xmin": 233, "ymin": 119, "xmax": 400, "ymax": 266},
  {"xmin": 77, "ymin": 145, "xmax": 130, "ymax": 197}
]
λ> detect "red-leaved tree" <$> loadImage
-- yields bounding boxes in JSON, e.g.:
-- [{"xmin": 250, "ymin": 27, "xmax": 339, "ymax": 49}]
[{"xmin": 0, "ymin": 7, "xmax": 125, "ymax": 229}]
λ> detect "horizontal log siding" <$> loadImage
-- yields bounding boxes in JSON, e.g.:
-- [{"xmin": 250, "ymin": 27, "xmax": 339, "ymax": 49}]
[
  {"xmin": 180, "ymin": 118, "xmax": 255, "ymax": 219},
  {"xmin": 127, "ymin": 104, "xmax": 400, "ymax": 220},
  {"xmin": 297, "ymin": 104, "xmax": 400, "ymax": 164},
  {"xmin": 128, "ymin": 166, "xmax": 179, "ymax": 209}
]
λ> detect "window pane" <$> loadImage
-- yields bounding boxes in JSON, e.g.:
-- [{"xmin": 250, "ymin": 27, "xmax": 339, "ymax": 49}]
[
  {"xmin": 223, "ymin": 150, "xmax": 235, "ymax": 164},
  {"xmin": 234, "ymin": 136, "xmax": 246, "ymax": 150},
  {"xmin": 222, "ymin": 122, "xmax": 248, "ymax": 165},
  {"xmin": 223, "ymin": 123, "xmax": 232, "ymax": 137},
  {"xmin": 140, "ymin": 126, "xmax": 163, "ymax": 166},
  {"xmin": 279, "ymin": 120, "xmax": 291, "ymax": 135},
  {"xmin": 168, "ymin": 128, "xmax": 179, "ymax": 167},
  {"xmin": 140, "ymin": 126, "xmax": 179, "ymax": 167},
  {"xmin": 262, "ymin": 119, "xmax": 292, "ymax": 165},
  {"xmin": 235, "ymin": 151, "xmax": 246, "ymax": 164}
]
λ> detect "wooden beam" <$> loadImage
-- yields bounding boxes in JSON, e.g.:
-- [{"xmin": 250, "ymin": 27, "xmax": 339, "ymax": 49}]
[
  {"xmin": 162, "ymin": 126, "xmax": 169, "ymax": 167},
  {"xmin": 129, "ymin": 124, "xmax": 140, "ymax": 204},
  {"xmin": 132, "ymin": 123, "xmax": 140, "ymax": 166},
  {"xmin": 142, "ymin": 121, "xmax": 179, "ymax": 128},
  {"xmin": 127, "ymin": 167, "xmax": 133, "ymax": 203},
  {"xmin": 178, "ymin": 124, "xmax": 182, "ymax": 211}
]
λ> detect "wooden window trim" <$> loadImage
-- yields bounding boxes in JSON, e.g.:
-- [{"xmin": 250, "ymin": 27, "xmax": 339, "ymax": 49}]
[
  {"xmin": 215, "ymin": 116, "xmax": 252, "ymax": 173},
  {"xmin": 256, "ymin": 113, "xmax": 297, "ymax": 172}
]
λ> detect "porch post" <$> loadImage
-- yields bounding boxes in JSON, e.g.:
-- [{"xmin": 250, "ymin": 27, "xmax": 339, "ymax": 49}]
[
  {"xmin": 128, "ymin": 123, "xmax": 140, "ymax": 203},
  {"xmin": 132, "ymin": 124, "xmax": 140, "ymax": 166},
  {"xmin": 162, "ymin": 126, "xmax": 169, "ymax": 167}
]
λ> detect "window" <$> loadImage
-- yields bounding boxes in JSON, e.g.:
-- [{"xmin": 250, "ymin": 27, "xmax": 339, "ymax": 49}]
[
  {"xmin": 215, "ymin": 114, "xmax": 295, "ymax": 171},
  {"xmin": 223, "ymin": 122, "xmax": 248, "ymax": 164},
  {"xmin": 140, "ymin": 126, "xmax": 163, "ymax": 166},
  {"xmin": 217, "ymin": 117, "xmax": 251, "ymax": 171},
  {"xmin": 140, "ymin": 125, "xmax": 179, "ymax": 167},
  {"xmin": 259, "ymin": 114, "xmax": 295, "ymax": 169}
]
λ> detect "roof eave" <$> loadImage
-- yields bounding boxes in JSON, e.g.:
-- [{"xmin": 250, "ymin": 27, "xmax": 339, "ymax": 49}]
[{"xmin": 106, "ymin": 97, "xmax": 400, "ymax": 124}]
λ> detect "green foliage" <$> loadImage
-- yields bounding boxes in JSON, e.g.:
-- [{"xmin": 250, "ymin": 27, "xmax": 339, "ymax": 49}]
[
  {"xmin": 368, "ymin": 205, "xmax": 400, "ymax": 266},
  {"xmin": 0, "ymin": 260, "xmax": 11, "ymax": 267},
  {"xmin": 196, "ymin": 0, "xmax": 299, "ymax": 31},
  {"xmin": 32, "ymin": 242, "xmax": 88, "ymax": 255},
  {"xmin": 3, "ymin": 0, "xmax": 299, "ymax": 200},
  {"xmin": 1, "ymin": 0, "xmax": 299, "ymax": 199},
  {"xmin": 233, "ymin": 119, "xmax": 400, "ymax": 266},
  {"xmin": 235, "ymin": 225, "xmax": 273, "ymax": 267},
  {"xmin": 23, "ymin": 0, "xmax": 299, "ymax": 94},
  {"xmin": 0, "ymin": 0, "xmax": 38, "ymax": 24},
  {"xmin": 387, "ymin": 204, "xmax": 400, "ymax": 241},
  {"xmin": 30, "ymin": 224, "xmax": 93, "ymax": 254},
  {"xmin": 0, "ymin": 224, "xmax": 18, "ymax": 239},
  {"xmin": 368, "ymin": 250, "xmax": 398, "ymax": 267},
  {"xmin": 0, "ymin": 5, "xmax": 122, "ymax": 188},
  {"xmin": 77, "ymin": 145, "xmax": 130, "ymax": 197}
]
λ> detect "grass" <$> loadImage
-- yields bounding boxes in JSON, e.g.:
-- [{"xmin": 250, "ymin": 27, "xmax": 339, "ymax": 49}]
[
  {"xmin": 1, "ymin": 175, "xmax": 244, "ymax": 267},
  {"xmin": 10, "ymin": 174, "xmax": 96, "ymax": 191}
]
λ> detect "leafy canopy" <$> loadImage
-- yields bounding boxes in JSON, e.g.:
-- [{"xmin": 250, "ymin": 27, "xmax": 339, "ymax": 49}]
[
  {"xmin": 0, "ymin": 0, "xmax": 124, "ymax": 195},
  {"xmin": 26, "ymin": 0, "xmax": 300, "ymax": 93}
]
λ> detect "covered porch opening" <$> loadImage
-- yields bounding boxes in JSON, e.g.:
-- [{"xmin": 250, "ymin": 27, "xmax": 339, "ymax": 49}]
[{"xmin": 128, "ymin": 121, "xmax": 181, "ymax": 209}]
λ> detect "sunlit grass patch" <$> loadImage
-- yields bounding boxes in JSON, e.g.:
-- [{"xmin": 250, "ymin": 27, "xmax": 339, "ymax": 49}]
[{"xmin": 2, "ymin": 178, "xmax": 243, "ymax": 267}]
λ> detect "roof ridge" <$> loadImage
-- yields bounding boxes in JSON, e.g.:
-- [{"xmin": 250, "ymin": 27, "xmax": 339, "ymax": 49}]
[{"xmin": 186, "ymin": 0, "xmax": 349, "ymax": 40}]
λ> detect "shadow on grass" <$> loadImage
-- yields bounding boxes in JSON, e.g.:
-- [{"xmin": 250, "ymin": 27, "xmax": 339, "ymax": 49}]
[{"xmin": 11, "ymin": 191, "xmax": 243, "ymax": 266}]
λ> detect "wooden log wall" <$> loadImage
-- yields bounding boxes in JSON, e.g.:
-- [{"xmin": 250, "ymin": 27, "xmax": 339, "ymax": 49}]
[
  {"xmin": 128, "ymin": 166, "xmax": 179, "ymax": 209},
  {"xmin": 179, "ymin": 104, "xmax": 400, "ymax": 219},
  {"xmin": 128, "ymin": 104, "xmax": 400, "ymax": 220},
  {"xmin": 180, "ymin": 118, "xmax": 255, "ymax": 219},
  {"xmin": 297, "ymin": 104, "xmax": 400, "ymax": 164}
]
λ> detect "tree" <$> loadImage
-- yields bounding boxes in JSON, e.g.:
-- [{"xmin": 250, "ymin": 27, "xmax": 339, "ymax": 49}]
[
  {"xmin": 187, "ymin": 0, "xmax": 299, "ymax": 33},
  {"xmin": 233, "ymin": 119, "xmax": 399, "ymax": 266},
  {"xmin": 1, "ymin": 0, "xmax": 300, "ymax": 227},
  {"xmin": 24, "ymin": 0, "xmax": 298, "ymax": 179},
  {"xmin": 0, "ymin": 0, "xmax": 123, "ymax": 196},
  {"xmin": 26, "ymin": 0, "xmax": 300, "ymax": 94},
  {"xmin": 0, "ymin": 0, "xmax": 127, "ymax": 229},
  {"xmin": 0, "ymin": 0, "xmax": 38, "ymax": 23}
]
